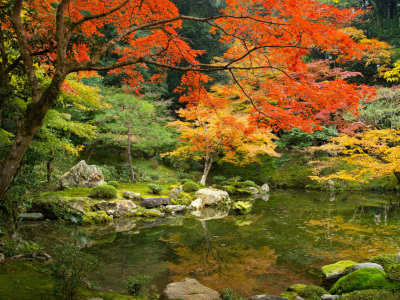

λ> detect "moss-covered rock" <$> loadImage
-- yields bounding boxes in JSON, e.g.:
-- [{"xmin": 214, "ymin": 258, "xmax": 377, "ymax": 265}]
[
  {"xmin": 287, "ymin": 284, "xmax": 327, "ymax": 299},
  {"xmin": 81, "ymin": 211, "xmax": 113, "ymax": 224},
  {"xmin": 341, "ymin": 289, "xmax": 400, "ymax": 300},
  {"xmin": 369, "ymin": 254, "xmax": 398, "ymax": 271},
  {"xmin": 279, "ymin": 291, "xmax": 298, "ymax": 299},
  {"xmin": 387, "ymin": 264, "xmax": 400, "ymax": 282},
  {"xmin": 330, "ymin": 268, "xmax": 400, "ymax": 295},
  {"xmin": 322, "ymin": 260, "xmax": 358, "ymax": 278},
  {"xmin": 233, "ymin": 201, "xmax": 252, "ymax": 214}
]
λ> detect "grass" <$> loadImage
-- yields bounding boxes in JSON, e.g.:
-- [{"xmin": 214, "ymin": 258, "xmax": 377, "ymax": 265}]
[{"xmin": 118, "ymin": 182, "xmax": 179, "ymax": 198}]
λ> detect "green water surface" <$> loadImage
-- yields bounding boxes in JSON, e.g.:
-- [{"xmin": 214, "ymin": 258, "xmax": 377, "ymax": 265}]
[{"xmin": 23, "ymin": 190, "xmax": 400, "ymax": 297}]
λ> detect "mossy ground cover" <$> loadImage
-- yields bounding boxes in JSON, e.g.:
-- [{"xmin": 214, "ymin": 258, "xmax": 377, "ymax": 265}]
[{"xmin": 0, "ymin": 261, "xmax": 139, "ymax": 299}]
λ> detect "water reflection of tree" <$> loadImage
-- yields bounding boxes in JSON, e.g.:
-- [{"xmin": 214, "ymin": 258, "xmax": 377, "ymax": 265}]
[{"xmin": 199, "ymin": 220, "xmax": 229, "ymax": 275}]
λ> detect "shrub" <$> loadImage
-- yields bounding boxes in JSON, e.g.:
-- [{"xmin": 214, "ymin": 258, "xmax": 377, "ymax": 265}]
[
  {"xmin": 233, "ymin": 201, "xmax": 252, "ymax": 214},
  {"xmin": 221, "ymin": 288, "xmax": 244, "ymax": 300},
  {"xmin": 107, "ymin": 181, "xmax": 119, "ymax": 188},
  {"xmin": 213, "ymin": 175, "xmax": 227, "ymax": 182},
  {"xmin": 147, "ymin": 184, "xmax": 164, "ymax": 194},
  {"xmin": 122, "ymin": 273, "xmax": 157, "ymax": 298},
  {"xmin": 49, "ymin": 242, "xmax": 98, "ymax": 299},
  {"xmin": 89, "ymin": 185, "xmax": 117, "ymax": 199},
  {"xmin": 220, "ymin": 181, "xmax": 231, "ymax": 186},
  {"xmin": 243, "ymin": 180, "xmax": 256, "ymax": 187},
  {"xmin": 183, "ymin": 181, "xmax": 200, "ymax": 192},
  {"xmin": 180, "ymin": 178, "xmax": 191, "ymax": 184},
  {"xmin": 231, "ymin": 182, "xmax": 244, "ymax": 188},
  {"xmin": 172, "ymin": 192, "xmax": 192, "ymax": 206},
  {"xmin": 150, "ymin": 173, "xmax": 160, "ymax": 181},
  {"xmin": 342, "ymin": 289, "xmax": 400, "ymax": 300}
]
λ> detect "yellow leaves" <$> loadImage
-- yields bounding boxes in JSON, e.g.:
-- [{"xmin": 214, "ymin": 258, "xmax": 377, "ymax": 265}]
[
  {"xmin": 384, "ymin": 60, "xmax": 400, "ymax": 83},
  {"xmin": 308, "ymin": 128, "xmax": 400, "ymax": 183}
]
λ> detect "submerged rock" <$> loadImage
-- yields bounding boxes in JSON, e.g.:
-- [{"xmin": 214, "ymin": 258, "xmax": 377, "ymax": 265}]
[
  {"xmin": 164, "ymin": 205, "xmax": 186, "ymax": 214},
  {"xmin": 141, "ymin": 197, "xmax": 171, "ymax": 208},
  {"xmin": 19, "ymin": 212, "xmax": 44, "ymax": 221},
  {"xmin": 58, "ymin": 160, "xmax": 106, "ymax": 189},
  {"xmin": 160, "ymin": 278, "xmax": 221, "ymax": 300},
  {"xmin": 195, "ymin": 188, "xmax": 230, "ymax": 206}
]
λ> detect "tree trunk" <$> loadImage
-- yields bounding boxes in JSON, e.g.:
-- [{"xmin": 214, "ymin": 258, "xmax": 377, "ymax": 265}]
[
  {"xmin": 46, "ymin": 154, "xmax": 54, "ymax": 183},
  {"xmin": 127, "ymin": 126, "xmax": 134, "ymax": 183},
  {"xmin": 87, "ymin": 141, "xmax": 97, "ymax": 163},
  {"xmin": 0, "ymin": 73, "xmax": 66, "ymax": 200},
  {"xmin": 200, "ymin": 156, "xmax": 213, "ymax": 186}
]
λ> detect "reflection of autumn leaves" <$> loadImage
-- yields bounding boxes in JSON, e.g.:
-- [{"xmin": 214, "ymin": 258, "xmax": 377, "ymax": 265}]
[
  {"xmin": 161, "ymin": 234, "xmax": 309, "ymax": 296},
  {"xmin": 306, "ymin": 216, "xmax": 400, "ymax": 261}
]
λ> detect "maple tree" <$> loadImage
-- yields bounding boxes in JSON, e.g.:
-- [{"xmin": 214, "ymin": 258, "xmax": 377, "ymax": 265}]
[
  {"xmin": 0, "ymin": 0, "xmax": 381, "ymax": 200},
  {"xmin": 166, "ymin": 95, "xmax": 278, "ymax": 185},
  {"xmin": 308, "ymin": 128, "xmax": 400, "ymax": 184}
]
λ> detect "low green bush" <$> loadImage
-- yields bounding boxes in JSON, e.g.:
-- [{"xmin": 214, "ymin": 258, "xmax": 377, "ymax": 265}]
[
  {"xmin": 172, "ymin": 192, "xmax": 192, "ymax": 206},
  {"xmin": 107, "ymin": 181, "xmax": 119, "ymax": 188},
  {"xmin": 220, "ymin": 181, "xmax": 231, "ymax": 186},
  {"xmin": 147, "ymin": 184, "xmax": 164, "ymax": 194},
  {"xmin": 233, "ymin": 201, "xmax": 252, "ymax": 214},
  {"xmin": 243, "ymin": 180, "xmax": 256, "ymax": 187},
  {"xmin": 183, "ymin": 181, "xmax": 200, "ymax": 192},
  {"xmin": 122, "ymin": 273, "xmax": 157, "ymax": 299},
  {"xmin": 231, "ymin": 182, "xmax": 244, "ymax": 188},
  {"xmin": 213, "ymin": 175, "xmax": 227, "ymax": 182},
  {"xmin": 221, "ymin": 288, "xmax": 244, "ymax": 300},
  {"xmin": 297, "ymin": 285, "xmax": 328, "ymax": 299},
  {"xmin": 89, "ymin": 185, "xmax": 117, "ymax": 199},
  {"xmin": 342, "ymin": 289, "xmax": 400, "ymax": 300}
]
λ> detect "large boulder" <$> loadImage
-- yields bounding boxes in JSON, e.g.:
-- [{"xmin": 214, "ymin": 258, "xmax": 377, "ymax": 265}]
[
  {"xmin": 58, "ymin": 160, "xmax": 106, "ymax": 189},
  {"xmin": 141, "ymin": 197, "xmax": 171, "ymax": 208},
  {"xmin": 95, "ymin": 200, "xmax": 137, "ymax": 217},
  {"xmin": 159, "ymin": 278, "xmax": 221, "ymax": 300},
  {"xmin": 195, "ymin": 188, "xmax": 230, "ymax": 206}
]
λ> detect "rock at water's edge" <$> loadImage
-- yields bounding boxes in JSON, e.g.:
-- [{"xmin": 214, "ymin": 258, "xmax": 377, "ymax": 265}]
[
  {"xmin": 195, "ymin": 188, "xmax": 230, "ymax": 206},
  {"xmin": 160, "ymin": 278, "xmax": 221, "ymax": 300},
  {"xmin": 141, "ymin": 197, "xmax": 171, "ymax": 208}
]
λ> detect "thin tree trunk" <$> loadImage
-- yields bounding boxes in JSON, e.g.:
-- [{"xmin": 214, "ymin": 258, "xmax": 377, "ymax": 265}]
[
  {"xmin": 200, "ymin": 155, "xmax": 213, "ymax": 186},
  {"xmin": 87, "ymin": 141, "xmax": 97, "ymax": 163},
  {"xmin": 127, "ymin": 126, "xmax": 134, "ymax": 183},
  {"xmin": 46, "ymin": 154, "xmax": 54, "ymax": 183}
]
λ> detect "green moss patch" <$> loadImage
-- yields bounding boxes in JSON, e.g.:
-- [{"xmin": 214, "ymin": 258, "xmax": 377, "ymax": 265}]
[
  {"xmin": 341, "ymin": 289, "xmax": 400, "ymax": 300},
  {"xmin": 322, "ymin": 260, "xmax": 358, "ymax": 277},
  {"xmin": 330, "ymin": 268, "xmax": 400, "ymax": 295},
  {"xmin": 81, "ymin": 211, "xmax": 113, "ymax": 224},
  {"xmin": 369, "ymin": 254, "xmax": 398, "ymax": 271}
]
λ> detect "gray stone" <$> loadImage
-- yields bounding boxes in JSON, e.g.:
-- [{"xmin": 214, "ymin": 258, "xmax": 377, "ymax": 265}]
[
  {"xmin": 169, "ymin": 191, "xmax": 179, "ymax": 200},
  {"xmin": 0, "ymin": 253, "xmax": 4, "ymax": 263},
  {"xmin": 164, "ymin": 205, "xmax": 186, "ymax": 214},
  {"xmin": 160, "ymin": 278, "xmax": 221, "ymax": 300},
  {"xmin": 95, "ymin": 200, "xmax": 137, "ymax": 217},
  {"xmin": 195, "ymin": 188, "xmax": 230, "ymax": 206},
  {"xmin": 123, "ymin": 191, "xmax": 141, "ymax": 200},
  {"xmin": 328, "ymin": 179, "xmax": 335, "ymax": 189},
  {"xmin": 141, "ymin": 197, "xmax": 171, "ymax": 208},
  {"xmin": 321, "ymin": 295, "xmax": 341, "ymax": 300},
  {"xmin": 245, "ymin": 295, "xmax": 287, "ymax": 300},
  {"xmin": 248, "ymin": 187, "xmax": 259, "ymax": 194},
  {"xmin": 19, "ymin": 212, "xmax": 44, "ymax": 221},
  {"xmin": 261, "ymin": 183, "xmax": 270, "ymax": 192},
  {"xmin": 352, "ymin": 262, "xmax": 384, "ymax": 272},
  {"xmin": 190, "ymin": 199, "xmax": 204, "ymax": 210},
  {"xmin": 58, "ymin": 160, "xmax": 106, "ymax": 189}
]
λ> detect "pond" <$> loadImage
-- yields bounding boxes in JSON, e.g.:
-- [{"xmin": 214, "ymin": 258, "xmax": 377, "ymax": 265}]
[{"xmin": 22, "ymin": 190, "xmax": 400, "ymax": 297}]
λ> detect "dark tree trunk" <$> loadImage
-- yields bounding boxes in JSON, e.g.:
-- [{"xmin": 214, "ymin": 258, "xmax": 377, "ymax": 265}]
[
  {"xmin": 394, "ymin": 171, "xmax": 400, "ymax": 184},
  {"xmin": 200, "ymin": 155, "xmax": 213, "ymax": 186},
  {"xmin": 46, "ymin": 154, "xmax": 55, "ymax": 183},
  {"xmin": 127, "ymin": 125, "xmax": 134, "ymax": 183},
  {"xmin": 87, "ymin": 141, "xmax": 98, "ymax": 163}
]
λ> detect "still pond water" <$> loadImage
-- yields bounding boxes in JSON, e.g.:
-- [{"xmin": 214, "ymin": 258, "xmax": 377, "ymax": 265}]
[{"xmin": 23, "ymin": 191, "xmax": 400, "ymax": 297}]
